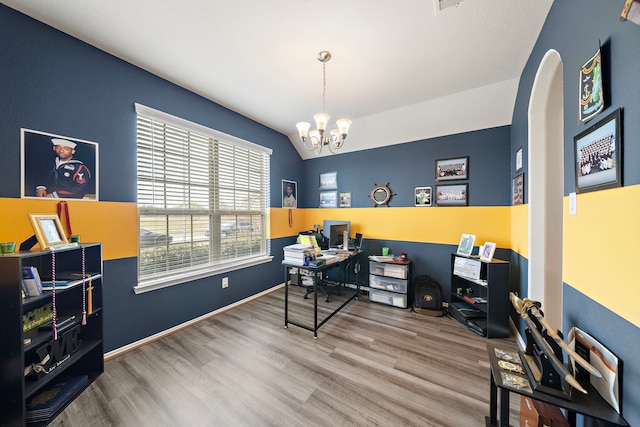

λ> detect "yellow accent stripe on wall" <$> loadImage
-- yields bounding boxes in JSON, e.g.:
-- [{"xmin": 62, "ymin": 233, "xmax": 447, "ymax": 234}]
[
  {"xmin": 271, "ymin": 206, "xmax": 511, "ymax": 247},
  {"xmin": 564, "ymin": 186, "xmax": 640, "ymax": 327},
  {"xmin": 510, "ymin": 204, "xmax": 529, "ymax": 258},
  {"xmin": 0, "ymin": 198, "xmax": 138, "ymax": 260}
]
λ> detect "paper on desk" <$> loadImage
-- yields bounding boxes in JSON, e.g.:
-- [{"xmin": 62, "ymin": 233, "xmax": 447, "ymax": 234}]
[
  {"xmin": 368, "ymin": 255, "xmax": 395, "ymax": 263},
  {"xmin": 568, "ymin": 326, "xmax": 619, "ymax": 413}
]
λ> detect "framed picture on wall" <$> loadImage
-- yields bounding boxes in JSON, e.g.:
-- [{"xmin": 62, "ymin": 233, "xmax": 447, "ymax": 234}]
[
  {"xmin": 319, "ymin": 171, "xmax": 338, "ymax": 190},
  {"xmin": 579, "ymin": 47, "xmax": 604, "ymax": 123},
  {"xmin": 414, "ymin": 187, "xmax": 432, "ymax": 206},
  {"xmin": 436, "ymin": 156, "xmax": 468, "ymax": 181},
  {"xmin": 21, "ymin": 129, "xmax": 99, "ymax": 200},
  {"xmin": 574, "ymin": 108, "xmax": 622, "ymax": 194},
  {"xmin": 436, "ymin": 184, "xmax": 468, "ymax": 206},
  {"xmin": 339, "ymin": 192, "xmax": 351, "ymax": 208},
  {"xmin": 512, "ymin": 173, "xmax": 524, "ymax": 205},
  {"xmin": 516, "ymin": 147, "xmax": 523, "ymax": 171},
  {"xmin": 282, "ymin": 179, "xmax": 297, "ymax": 208},
  {"xmin": 319, "ymin": 191, "xmax": 337, "ymax": 208}
]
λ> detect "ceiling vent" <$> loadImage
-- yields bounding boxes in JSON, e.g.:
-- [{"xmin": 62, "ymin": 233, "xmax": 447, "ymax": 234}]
[{"xmin": 435, "ymin": 0, "xmax": 463, "ymax": 13}]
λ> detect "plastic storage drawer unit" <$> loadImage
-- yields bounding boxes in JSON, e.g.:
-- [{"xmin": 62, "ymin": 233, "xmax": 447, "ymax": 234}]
[
  {"xmin": 369, "ymin": 274, "xmax": 408, "ymax": 293},
  {"xmin": 369, "ymin": 261, "xmax": 408, "ymax": 279},
  {"xmin": 369, "ymin": 288, "xmax": 408, "ymax": 308}
]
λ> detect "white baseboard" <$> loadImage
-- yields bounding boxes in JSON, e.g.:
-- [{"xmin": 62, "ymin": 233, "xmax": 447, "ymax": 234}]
[{"xmin": 104, "ymin": 283, "xmax": 284, "ymax": 360}]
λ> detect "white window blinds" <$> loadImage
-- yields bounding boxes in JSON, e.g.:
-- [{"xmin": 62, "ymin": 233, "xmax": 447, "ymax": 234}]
[{"xmin": 135, "ymin": 104, "xmax": 271, "ymax": 291}]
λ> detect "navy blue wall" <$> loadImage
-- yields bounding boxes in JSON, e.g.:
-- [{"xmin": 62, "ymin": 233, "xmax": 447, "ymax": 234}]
[
  {"xmin": 0, "ymin": 5, "xmax": 301, "ymax": 351},
  {"xmin": 299, "ymin": 126, "xmax": 511, "ymax": 208},
  {"xmin": 512, "ymin": 1, "xmax": 639, "ymax": 424}
]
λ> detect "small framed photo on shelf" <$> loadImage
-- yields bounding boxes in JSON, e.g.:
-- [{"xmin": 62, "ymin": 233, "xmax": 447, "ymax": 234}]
[
  {"xmin": 28, "ymin": 213, "xmax": 69, "ymax": 250},
  {"xmin": 512, "ymin": 173, "xmax": 524, "ymax": 205},
  {"xmin": 457, "ymin": 233, "xmax": 476, "ymax": 257},
  {"xmin": 480, "ymin": 242, "xmax": 497, "ymax": 262},
  {"xmin": 436, "ymin": 156, "xmax": 468, "ymax": 181},
  {"xmin": 414, "ymin": 186, "xmax": 432, "ymax": 206},
  {"xmin": 574, "ymin": 108, "xmax": 622, "ymax": 194},
  {"xmin": 436, "ymin": 184, "xmax": 468, "ymax": 206},
  {"xmin": 319, "ymin": 171, "xmax": 338, "ymax": 190},
  {"xmin": 319, "ymin": 191, "xmax": 338, "ymax": 208}
]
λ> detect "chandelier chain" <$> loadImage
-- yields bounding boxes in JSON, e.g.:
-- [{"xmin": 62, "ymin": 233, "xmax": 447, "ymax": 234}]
[{"xmin": 321, "ymin": 61, "xmax": 327, "ymax": 114}]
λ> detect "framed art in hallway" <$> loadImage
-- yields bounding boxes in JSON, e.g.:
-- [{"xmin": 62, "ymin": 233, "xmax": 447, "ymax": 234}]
[
  {"xmin": 574, "ymin": 108, "xmax": 622, "ymax": 194},
  {"xmin": 436, "ymin": 184, "xmax": 468, "ymax": 206},
  {"xmin": 579, "ymin": 47, "xmax": 604, "ymax": 123}
]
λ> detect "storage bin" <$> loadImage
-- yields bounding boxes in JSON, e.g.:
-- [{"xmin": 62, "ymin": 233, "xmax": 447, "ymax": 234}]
[
  {"xmin": 369, "ymin": 288, "xmax": 408, "ymax": 308},
  {"xmin": 369, "ymin": 274, "xmax": 408, "ymax": 293},
  {"xmin": 369, "ymin": 261, "xmax": 408, "ymax": 279}
]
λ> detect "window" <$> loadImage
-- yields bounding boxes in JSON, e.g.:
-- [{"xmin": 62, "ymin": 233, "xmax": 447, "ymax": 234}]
[{"xmin": 135, "ymin": 104, "xmax": 272, "ymax": 293}]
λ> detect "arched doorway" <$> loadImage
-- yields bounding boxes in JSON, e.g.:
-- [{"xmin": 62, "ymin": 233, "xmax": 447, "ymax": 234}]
[{"xmin": 527, "ymin": 50, "xmax": 564, "ymax": 329}]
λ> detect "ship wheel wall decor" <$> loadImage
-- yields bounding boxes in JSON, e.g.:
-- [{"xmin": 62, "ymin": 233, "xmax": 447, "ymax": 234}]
[{"xmin": 369, "ymin": 183, "xmax": 395, "ymax": 207}]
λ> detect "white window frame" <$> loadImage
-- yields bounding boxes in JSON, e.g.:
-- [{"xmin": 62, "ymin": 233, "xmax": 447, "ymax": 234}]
[{"xmin": 134, "ymin": 104, "xmax": 273, "ymax": 294}]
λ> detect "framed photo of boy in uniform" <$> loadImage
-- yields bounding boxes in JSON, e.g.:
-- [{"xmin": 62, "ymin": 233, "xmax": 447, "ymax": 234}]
[{"xmin": 21, "ymin": 129, "xmax": 99, "ymax": 200}]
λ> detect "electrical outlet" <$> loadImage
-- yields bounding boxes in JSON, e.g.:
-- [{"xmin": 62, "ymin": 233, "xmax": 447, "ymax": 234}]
[{"xmin": 222, "ymin": 277, "xmax": 228, "ymax": 288}]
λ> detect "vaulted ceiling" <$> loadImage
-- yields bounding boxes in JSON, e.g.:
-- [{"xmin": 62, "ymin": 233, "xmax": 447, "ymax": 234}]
[{"xmin": 3, "ymin": 0, "xmax": 553, "ymax": 158}]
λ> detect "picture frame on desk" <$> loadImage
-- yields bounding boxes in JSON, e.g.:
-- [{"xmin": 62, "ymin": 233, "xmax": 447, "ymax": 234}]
[
  {"xmin": 456, "ymin": 233, "xmax": 476, "ymax": 257},
  {"xmin": 480, "ymin": 242, "xmax": 496, "ymax": 262},
  {"xmin": 28, "ymin": 213, "xmax": 69, "ymax": 250}
]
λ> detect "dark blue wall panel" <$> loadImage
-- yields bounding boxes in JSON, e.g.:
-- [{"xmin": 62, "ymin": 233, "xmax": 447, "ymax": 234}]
[
  {"xmin": 0, "ymin": 6, "xmax": 300, "ymax": 351},
  {"xmin": 298, "ymin": 126, "xmax": 511, "ymax": 208}
]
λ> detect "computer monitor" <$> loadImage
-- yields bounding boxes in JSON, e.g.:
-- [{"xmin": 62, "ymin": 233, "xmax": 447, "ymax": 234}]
[
  {"xmin": 329, "ymin": 223, "xmax": 349, "ymax": 248},
  {"xmin": 322, "ymin": 220, "xmax": 350, "ymax": 239}
]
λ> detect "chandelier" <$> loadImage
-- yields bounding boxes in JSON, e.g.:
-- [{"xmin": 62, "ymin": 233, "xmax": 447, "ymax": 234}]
[{"xmin": 296, "ymin": 51, "xmax": 352, "ymax": 155}]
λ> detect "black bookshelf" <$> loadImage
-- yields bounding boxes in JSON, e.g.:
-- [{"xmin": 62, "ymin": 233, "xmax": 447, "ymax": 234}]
[{"xmin": 0, "ymin": 243, "xmax": 103, "ymax": 427}]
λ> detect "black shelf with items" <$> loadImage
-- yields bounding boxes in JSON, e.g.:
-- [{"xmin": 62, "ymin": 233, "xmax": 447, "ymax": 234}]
[
  {"xmin": 0, "ymin": 243, "xmax": 103, "ymax": 427},
  {"xmin": 450, "ymin": 253, "xmax": 509, "ymax": 338}
]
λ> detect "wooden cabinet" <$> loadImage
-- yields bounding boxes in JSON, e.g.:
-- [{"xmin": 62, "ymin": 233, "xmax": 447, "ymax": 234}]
[
  {"xmin": 368, "ymin": 260, "xmax": 411, "ymax": 308},
  {"xmin": 450, "ymin": 253, "xmax": 509, "ymax": 338},
  {"xmin": 0, "ymin": 244, "xmax": 103, "ymax": 426}
]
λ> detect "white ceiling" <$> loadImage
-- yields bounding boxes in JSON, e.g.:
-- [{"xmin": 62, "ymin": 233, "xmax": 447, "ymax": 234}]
[{"xmin": 3, "ymin": 0, "xmax": 553, "ymax": 159}]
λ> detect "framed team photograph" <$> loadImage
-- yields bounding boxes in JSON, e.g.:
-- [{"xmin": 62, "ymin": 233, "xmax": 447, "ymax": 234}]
[
  {"xmin": 319, "ymin": 191, "xmax": 338, "ymax": 208},
  {"xmin": 21, "ymin": 128, "xmax": 99, "ymax": 200},
  {"xmin": 319, "ymin": 171, "xmax": 338, "ymax": 190},
  {"xmin": 436, "ymin": 156, "xmax": 468, "ymax": 181},
  {"xmin": 414, "ymin": 186, "xmax": 432, "ymax": 206},
  {"xmin": 436, "ymin": 184, "xmax": 468, "ymax": 206},
  {"xmin": 574, "ymin": 108, "xmax": 622, "ymax": 194}
]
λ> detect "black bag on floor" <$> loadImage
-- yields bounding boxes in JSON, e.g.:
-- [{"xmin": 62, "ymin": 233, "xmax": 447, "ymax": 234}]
[{"xmin": 413, "ymin": 275, "xmax": 444, "ymax": 316}]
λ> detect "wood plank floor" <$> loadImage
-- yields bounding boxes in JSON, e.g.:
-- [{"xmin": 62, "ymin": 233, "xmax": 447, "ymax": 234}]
[{"xmin": 51, "ymin": 285, "xmax": 522, "ymax": 426}]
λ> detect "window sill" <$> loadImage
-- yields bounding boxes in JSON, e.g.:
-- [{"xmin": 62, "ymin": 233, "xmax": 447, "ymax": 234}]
[{"xmin": 133, "ymin": 255, "xmax": 274, "ymax": 295}]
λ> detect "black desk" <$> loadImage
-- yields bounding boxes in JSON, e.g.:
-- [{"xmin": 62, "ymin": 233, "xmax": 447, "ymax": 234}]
[
  {"xmin": 283, "ymin": 251, "xmax": 362, "ymax": 338},
  {"xmin": 486, "ymin": 343, "xmax": 628, "ymax": 427}
]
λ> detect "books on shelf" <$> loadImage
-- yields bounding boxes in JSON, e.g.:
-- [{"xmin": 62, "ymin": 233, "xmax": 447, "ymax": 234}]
[
  {"xmin": 40, "ymin": 271, "xmax": 101, "ymax": 290},
  {"xmin": 22, "ymin": 266, "xmax": 43, "ymax": 297},
  {"xmin": 26, "ymin": 375, "xmax": 88, "ymax": 423}
]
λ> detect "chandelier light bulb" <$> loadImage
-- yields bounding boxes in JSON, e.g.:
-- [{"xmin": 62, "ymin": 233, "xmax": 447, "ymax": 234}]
[{"xmin": 296, "ymin": 51, "xmax": 352, "ymax": 155}]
